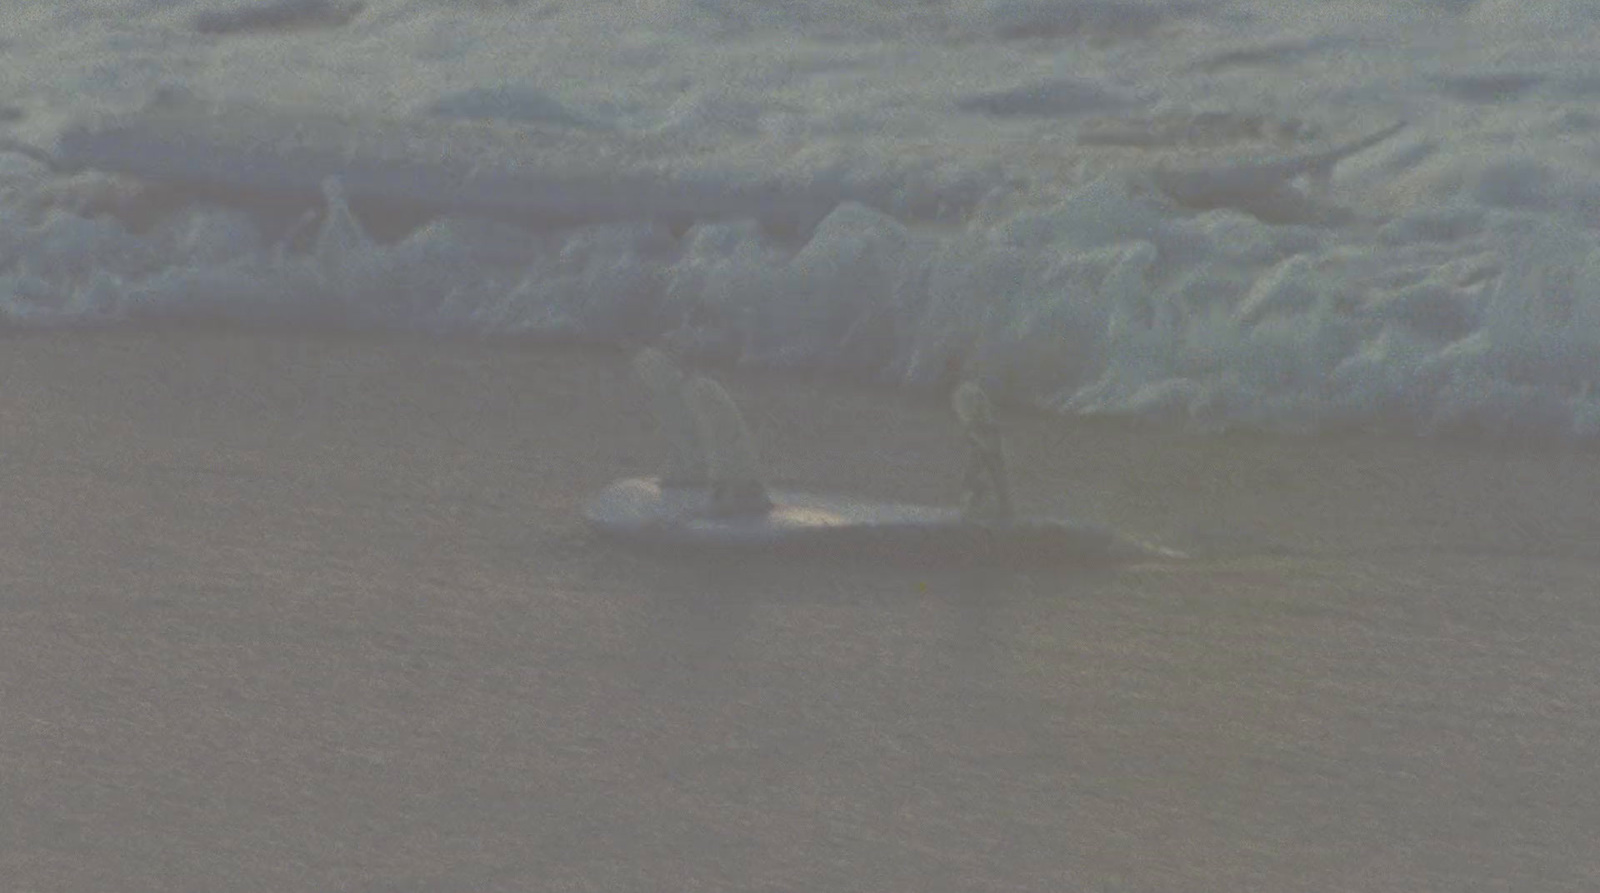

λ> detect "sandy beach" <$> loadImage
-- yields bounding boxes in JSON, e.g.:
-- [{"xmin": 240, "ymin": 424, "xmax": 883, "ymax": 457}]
[{"xmin": 2, "ymin": 328, "xmax": 1597, "ymax": 892}]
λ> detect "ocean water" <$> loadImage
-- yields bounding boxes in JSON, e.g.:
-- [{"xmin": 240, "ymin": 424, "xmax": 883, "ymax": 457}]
[{"xmin": 4, "ymin": 0, "xmax": 1600, "ymax": 438}]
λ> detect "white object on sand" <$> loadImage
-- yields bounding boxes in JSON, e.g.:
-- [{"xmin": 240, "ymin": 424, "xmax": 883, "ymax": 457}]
[
  {"xmin": 586, "ymin": 363, "xmax": 1181, "ymax": 565},
  {"xmin": 582, "ymin": 476, "xmax": 1181, "ymax": 564}
]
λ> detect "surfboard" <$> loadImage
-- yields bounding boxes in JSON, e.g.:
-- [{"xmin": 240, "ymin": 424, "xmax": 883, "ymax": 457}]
[{"xmin": 583, "ymin": 477, "xmax": 1184, "ymax": 566}]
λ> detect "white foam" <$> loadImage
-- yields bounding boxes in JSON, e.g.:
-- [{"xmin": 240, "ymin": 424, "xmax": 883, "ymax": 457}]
[
  {"xmin": 159, "ymin": 207, "xmax": 265, "ymax": 266},
  {"xmin": 423, "ymin": 84, "xmax": 611, "ymax": 130},
  {"xmin": 4, "ymin": 0, "xmax": 1600, "ymax": 439},
  {"xmin": 22, "ymin": 210, "xmax": 153, "ymax": 280},
  {"xmin": 955, "ymin": 76, "xmax": 1147, "ymax": 118}
]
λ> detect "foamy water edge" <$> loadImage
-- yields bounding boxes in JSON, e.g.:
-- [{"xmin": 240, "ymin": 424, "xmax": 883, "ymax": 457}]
[{"xmin": 3, "ymin": 0, "xmax": 1600, "ymax": 440}]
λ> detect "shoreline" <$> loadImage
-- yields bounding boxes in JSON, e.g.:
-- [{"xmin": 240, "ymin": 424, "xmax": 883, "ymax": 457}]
[
  {"xmin": 10, "ymin": 318, "xmax": 1600, "ymax": 450},
  {"xmin": 2, "ymin": 325, "xmax": 1597, "ymax": 891},
  {"xmin": 7, "ymin": 323, "xmax": 1600, "ymax": 556}
]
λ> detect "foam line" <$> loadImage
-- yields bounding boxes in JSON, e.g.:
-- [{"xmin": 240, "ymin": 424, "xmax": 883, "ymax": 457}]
[
  {"xmin": 192, "ymin": 0, "xmax": 362, "ymax": 35},
  {"xmin": 1148, "ymin": 121, "xmax": 1406, "ymax": 221},
  {"xmin": 51, "ymin": 94, "xmax": 851, "ymax": 231}
]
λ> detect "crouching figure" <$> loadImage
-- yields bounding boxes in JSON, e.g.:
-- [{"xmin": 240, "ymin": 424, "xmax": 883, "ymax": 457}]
[
  {"xmin": 683, "ymin": 374, "xmax": 773, "ymax": 517},
  {"xmin": 633, "ymin": 347, "xmax": 772, "ymax": 518}
]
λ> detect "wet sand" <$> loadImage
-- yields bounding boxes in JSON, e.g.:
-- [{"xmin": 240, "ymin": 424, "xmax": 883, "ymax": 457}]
[{"xmin": 2, "ymin": 329, "xmax": 1597, "ymax": 892}]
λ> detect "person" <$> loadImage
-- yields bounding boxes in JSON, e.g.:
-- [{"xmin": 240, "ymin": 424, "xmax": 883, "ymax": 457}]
[
  {"xmin": 632, "ymin": 347, "xmax": 708, "ymax": 487},
  {"xmin": 632, "ymin": 346, "xmax": 772, "ymax": 517},
  {"xmin": 952, "ymin": 381, "xmax": 1012, "ymax": 523},
  {"xmin": 683, "ymin": 374, "xmax": 774, "ymax": 517}
]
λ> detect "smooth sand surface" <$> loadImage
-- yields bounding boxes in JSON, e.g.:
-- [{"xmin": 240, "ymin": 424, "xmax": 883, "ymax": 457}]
[{"xmin": 2, "ymin": 329, "xmax": 1597, "ymax": 892}]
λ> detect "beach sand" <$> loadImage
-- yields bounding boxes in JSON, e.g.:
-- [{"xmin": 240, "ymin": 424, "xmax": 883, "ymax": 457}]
[{"xmin": 2, "ymin": 328, "xmax": 1597, "ymax": 892}]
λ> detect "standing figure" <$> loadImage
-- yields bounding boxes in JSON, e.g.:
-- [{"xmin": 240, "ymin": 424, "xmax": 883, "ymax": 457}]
[{"xmin": 952, "ymin": 381, "xmax": 1012, "ymax": 523}]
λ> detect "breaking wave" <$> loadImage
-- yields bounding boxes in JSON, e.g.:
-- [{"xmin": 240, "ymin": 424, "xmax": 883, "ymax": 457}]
[{"xmin": 5, "ymin": 144, "xmax": 1600, "ymax": 443}]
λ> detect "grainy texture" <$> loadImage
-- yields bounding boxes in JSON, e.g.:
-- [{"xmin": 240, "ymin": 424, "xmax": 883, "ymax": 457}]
[
  {"xmin": 630, "ymin": 347, "xmax": 706, "ymax": 486},
  {"xmin": 2, "ymin": 329, "xmax": 1597, "ymax": 892},
  {"xmin": 193, "ymin": 0, "xmax": 362, "ymax": 35}
]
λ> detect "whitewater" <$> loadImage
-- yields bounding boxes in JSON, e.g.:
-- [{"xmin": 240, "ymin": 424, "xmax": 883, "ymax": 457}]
[{"xmin": 4, "ymin": 0, "xmax": 1600, "ymax": 439}]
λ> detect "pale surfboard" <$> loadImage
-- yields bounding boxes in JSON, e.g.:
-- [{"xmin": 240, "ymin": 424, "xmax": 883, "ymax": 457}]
[{"xmin": 583, "ymin": 477, "xmax": 1183, "ymax": 566}]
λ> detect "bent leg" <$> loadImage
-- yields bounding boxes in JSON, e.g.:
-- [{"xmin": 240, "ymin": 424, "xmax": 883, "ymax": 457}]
[
  {"xmin": 684, "ymin": 374, "xmax": 773, "ymax": 517},
  {"xmin": 632, "ymin": 347, "xmax": 708, "ymax": 486}
]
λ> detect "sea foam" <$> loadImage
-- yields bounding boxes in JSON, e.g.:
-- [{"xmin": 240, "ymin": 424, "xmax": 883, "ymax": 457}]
[{"xmin": 3, "ymin": 0, "xmax": 1600, "ymax": 441}]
